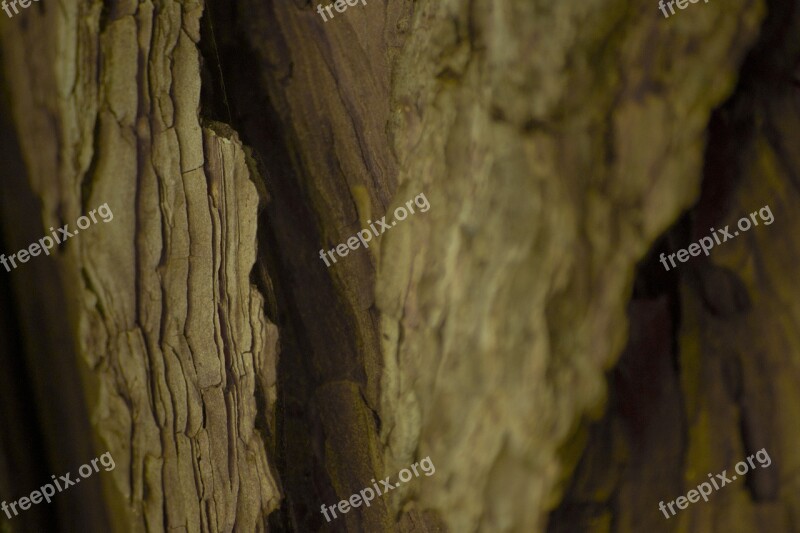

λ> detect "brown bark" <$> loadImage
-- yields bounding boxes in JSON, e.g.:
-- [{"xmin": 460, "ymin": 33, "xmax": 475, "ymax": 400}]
[
  {"xmin": 1, "ymin": 0, "xmax": 798, "ymax": 532},
  {"xmin": 1, "ymin": 2, "xmax": 280, "ymax": 531}
]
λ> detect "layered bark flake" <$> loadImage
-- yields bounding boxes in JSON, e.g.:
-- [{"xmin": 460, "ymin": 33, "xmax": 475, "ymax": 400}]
[{"xmin": 0, "ymin": 2, "xmax": 281, "ymax": 532}]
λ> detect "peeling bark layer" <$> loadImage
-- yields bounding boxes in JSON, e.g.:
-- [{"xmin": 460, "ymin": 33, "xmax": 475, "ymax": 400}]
[
  {"xmin": 0, "ymin": 2, "xmax": 280, "ymax": 531},
  {"xmin": 194, "ymin": 1, "xmax": 415, "ymax": 530}
]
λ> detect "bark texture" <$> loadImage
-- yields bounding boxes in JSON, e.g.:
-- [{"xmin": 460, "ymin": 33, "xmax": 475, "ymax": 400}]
[
  {"xmin": 1, "ymin": 0, "xmax": 798, "ymax": 532},
  {"xmin": 551, "ymin": 1, "xmax": 800, "ymax": 531},
  {"xmin": 0, "ymin": 2, "xmax": 280, "ymax": 531},
  {"xmin": 379, "ymin": 0, "xmax": 764, "ymax": 531}
]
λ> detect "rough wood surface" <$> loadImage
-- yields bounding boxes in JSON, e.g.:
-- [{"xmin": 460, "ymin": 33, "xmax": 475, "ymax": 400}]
[
  {"xmin": 0, "ymin": 2, "xmax": 281, "ymax": 531},
  {"xmin": 551, "ymin": 1, "xmax": 800, "ymax": 531},
  {"xmin": 378, "ymin": 0, "xmax": 764, "ymax": 531},
  {"xmin": 1, "ymin": 0, "xmax": 797, "ymax": 532}
]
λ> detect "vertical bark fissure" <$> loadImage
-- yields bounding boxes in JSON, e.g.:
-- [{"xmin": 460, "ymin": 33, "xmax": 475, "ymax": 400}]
[{"xmin": 197, "ymin": 4, "xmax": 383, "ymax": 530}]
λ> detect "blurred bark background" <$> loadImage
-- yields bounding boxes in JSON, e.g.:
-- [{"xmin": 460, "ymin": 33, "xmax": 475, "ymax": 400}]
[{"xmin": 0, "ymin": 0, "xmax": 798, "ymax": 532}]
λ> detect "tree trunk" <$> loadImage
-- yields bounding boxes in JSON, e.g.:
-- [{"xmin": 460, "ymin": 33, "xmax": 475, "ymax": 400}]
[{"xmin": 0, "ymin": 0, "xmax": 798, "ymax": 532}]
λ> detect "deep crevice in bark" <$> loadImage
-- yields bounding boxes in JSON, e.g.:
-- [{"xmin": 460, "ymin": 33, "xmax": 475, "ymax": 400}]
[
  {"xmin": 0, "ymin": 229, "xmax": 58, "ymax": 533},
  {"xmin": 0, "ymin": 63, "xmax": 57, "ymax": 533},
  {"xmin": 198, "ymin": 3, "xmax": 372, "ymax": 531},
  {"xmin": 0, "ymin": 64, "xmax": 111, "ymax": 531}
]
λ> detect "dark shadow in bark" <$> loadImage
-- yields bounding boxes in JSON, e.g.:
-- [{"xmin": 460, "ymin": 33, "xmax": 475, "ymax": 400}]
[
  {"xmin": 199, "ymin": 3, "xmax": 373, "ymax": 531},
  {"xmin": 0, "ymin": 54, "xmax": 110, "ymax": 532}
]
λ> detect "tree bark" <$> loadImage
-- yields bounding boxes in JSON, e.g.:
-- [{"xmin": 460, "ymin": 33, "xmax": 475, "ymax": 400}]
[
  {"xmin": 1, "ymin": 0, "xmax": 798, "ymax": 532},
  {"xmin": 1, "ymin": 2, "xmax": 280, "ymax": 532}
]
